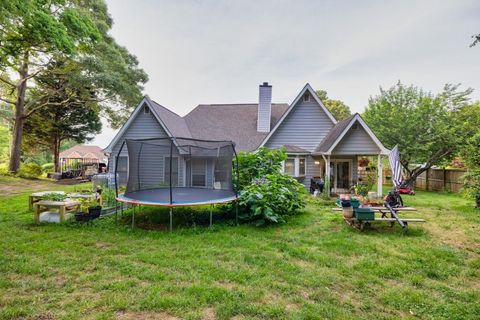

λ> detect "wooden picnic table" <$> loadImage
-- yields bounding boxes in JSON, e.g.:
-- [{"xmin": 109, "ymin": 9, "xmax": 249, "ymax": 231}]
[
  {"xmin": 34, "ymin": 200, "xmax": 80, "ymax": 224},
  {"xmin": 29, "ymin": 191, "xmax": 66, "ymax": 211},
  {"xmin": 332, "ymin": 206, "xmax": 417, "ymax": 212}
]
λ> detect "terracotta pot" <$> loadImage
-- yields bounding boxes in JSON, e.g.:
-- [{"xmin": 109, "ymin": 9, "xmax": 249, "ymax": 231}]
[{"xmin": 343, "ymin": 207, "xmax": 353, "ymax": 219}]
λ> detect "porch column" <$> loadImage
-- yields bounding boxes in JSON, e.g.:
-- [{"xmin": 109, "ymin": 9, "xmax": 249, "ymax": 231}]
[
  {"xmin": 323, "ymin": 155, "xmax": 330, "ymax": 197},
  {"xmin": 377, "ymin": 154, "xmax": 383, "ymax": 198}
]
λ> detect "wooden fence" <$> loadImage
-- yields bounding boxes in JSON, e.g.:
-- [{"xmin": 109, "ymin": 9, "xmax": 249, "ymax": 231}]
[
  {"xmin": 414, "ymin": 168, "xmax": 466, "ymax": 192},
  {"xmin": 382, "ymin": 168, "xmax": 465, "ymax": 192}
]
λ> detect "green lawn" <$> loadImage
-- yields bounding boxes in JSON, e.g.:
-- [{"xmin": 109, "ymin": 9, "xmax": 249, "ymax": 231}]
[{"xmin": 0, "ymin": 178, "xmax": 479, "ymax": 319}]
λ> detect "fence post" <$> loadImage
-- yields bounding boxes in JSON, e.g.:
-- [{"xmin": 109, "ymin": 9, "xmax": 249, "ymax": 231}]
[
  {"xmin": 443, "ymin": 168, "xmax": 447, "ymax": 191},
  {"xmin": 425, "ymin": 168, "xmax": 429, "ymax": 191}
]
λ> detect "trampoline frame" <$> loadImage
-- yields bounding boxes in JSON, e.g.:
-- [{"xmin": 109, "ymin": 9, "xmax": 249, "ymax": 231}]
[{"xmin": 113, "ymin": 137, "xmax": 240, "ymax": 230}]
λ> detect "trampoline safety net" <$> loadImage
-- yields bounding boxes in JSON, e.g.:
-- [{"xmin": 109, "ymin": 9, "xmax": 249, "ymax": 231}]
[{"xmin": 115, "ymin": 137, "xmax": 238, "ymax": 206}]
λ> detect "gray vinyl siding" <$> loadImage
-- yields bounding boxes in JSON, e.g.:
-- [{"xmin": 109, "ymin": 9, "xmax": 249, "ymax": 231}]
[
  {"xmin": 265, "ymin": 99, "xmax": 335, "ymax": 152},
  {"xmin": 109, "ymin": 104, "xmax": 170, "ymax": 185},
  {"xmin": 303, "ymin": 155, "xmax": 322, "ymax": 188},
  {"xmin": 332, "ymin": 126, "xmax": 380, "ymax": 155}
]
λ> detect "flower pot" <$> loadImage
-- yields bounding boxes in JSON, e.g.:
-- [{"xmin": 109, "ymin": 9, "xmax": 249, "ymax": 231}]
[
  {"xmin": 88, "ymin": 206, "xmax": 102, "ymax": 219},
  {"xmin": 343, "ymin": 207, "xmax": 354, "ymax": 219},
  {"xmin": 75, "ymin": 213, "xmax": 91, "ymax": 222}
]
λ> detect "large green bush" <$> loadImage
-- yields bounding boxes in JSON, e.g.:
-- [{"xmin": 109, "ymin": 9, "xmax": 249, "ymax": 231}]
[
  {"xmin": 235, "ymin": 147, "xmax": 307, "ymax": 225},
  {"xmin": 17, "ymin": 163, "xmax": 43, "ymax": 179}
]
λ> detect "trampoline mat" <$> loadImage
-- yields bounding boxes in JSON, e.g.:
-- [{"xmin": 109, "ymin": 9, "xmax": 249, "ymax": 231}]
[{"xmin": 117, "ymin": 188, "xmax": 238, "ymax": 206}]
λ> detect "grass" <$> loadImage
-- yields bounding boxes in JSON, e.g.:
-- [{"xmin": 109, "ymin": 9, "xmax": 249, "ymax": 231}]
[{"xmin": 0, "ymin": 178, "xmax": 479, "ymax": 319}]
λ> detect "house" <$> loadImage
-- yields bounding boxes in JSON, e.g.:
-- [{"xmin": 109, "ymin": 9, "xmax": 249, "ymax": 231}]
[
  {"xmin": 104, "ymin": 83, "xmax": 389, "ymax": 195},
  {"xmin": 60, "ymin": 145, "xmax": 107, "ymax": 163}
]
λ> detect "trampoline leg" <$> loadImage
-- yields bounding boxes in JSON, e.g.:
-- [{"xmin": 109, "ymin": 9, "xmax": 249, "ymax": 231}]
[
  {"xmin": 132, "ymin": 205, "xmax": 135, "ymax": 229},
  {"xmin": 210, "ymin": 204, "xmax": 213, "ymax": 228},
  {"xmin": 235, "ymin": 201, "xmax": 238, "ymax": 225},
  {"xmin": 115, "ymin": 201, "xmax": 118, "ymax": 225},
  {"xmin": 169, "ymin": 207, "xmax": 173, "ymax": 232}
]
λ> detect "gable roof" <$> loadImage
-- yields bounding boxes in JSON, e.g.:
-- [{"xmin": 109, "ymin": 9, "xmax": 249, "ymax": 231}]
[
  {"xmin": 184, "ymin": 103, "xmax": 289, "ymax": 152},
  {"xmin": 315, "ymin": 113, "xmax": 390, "ymax": 155},
  {"xmin": 258, "ymin": 83, "xmax": 337, "ymax": 148},
  {"xmin": 60, "ymin": 145, "xmax": 106, "ymax": 160},
  {"xmin": 148, "ymin": 98, "xmax": 192, "ymax": 138}
]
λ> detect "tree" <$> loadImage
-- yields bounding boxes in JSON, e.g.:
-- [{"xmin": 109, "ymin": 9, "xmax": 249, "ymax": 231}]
[
  {"xmin": 0, "ymin": 0, "xmax": 147, "ymax": 172},
  {"xmin": 458, "ymin": 102, "xmax": 480, "ymax": 168},
  {"xmin": 363, "ymin": 82, "xmax": 475, "ymax": 185},
  {"xmin": 23, "ymin": 60, "xmax": 102, "ymax": 172},
  {"xmin": 315, "ymin": 89, "xmax": 351, "ymax": 121}
]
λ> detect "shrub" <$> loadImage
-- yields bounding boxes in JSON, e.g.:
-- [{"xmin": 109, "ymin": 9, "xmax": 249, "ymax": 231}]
[
  {"xmin": 17, "ymin": 162, "xmax": 43, "ymax": 179},
  {"xmin": 41, "ymin": 163, "xmax": 54, "ymax": 173},
  {"xmin": 461, "ymin": 170, "xmax": 480, "ymax": 207},
  {"xmin": 0, "ymin": 163, "xmax": 10, "ymax": 176},
  {"xmin": 235, "ymin": 147, "xmax": 307, "ymax": 226},
  {"xmin": 239, "ymin": 174, "xmax": 306, "ymax": 226}
]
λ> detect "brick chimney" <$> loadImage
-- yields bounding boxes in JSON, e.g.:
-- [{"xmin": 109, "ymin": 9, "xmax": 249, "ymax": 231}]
[{"xmin": 257, "ymin": 82, "xmax": 272, "ymax": 132}]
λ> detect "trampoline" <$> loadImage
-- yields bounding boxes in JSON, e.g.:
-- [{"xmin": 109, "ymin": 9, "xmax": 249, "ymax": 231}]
[{"xmin": 114, "ymin": 137, "xmax": 239, "ymax": 230}]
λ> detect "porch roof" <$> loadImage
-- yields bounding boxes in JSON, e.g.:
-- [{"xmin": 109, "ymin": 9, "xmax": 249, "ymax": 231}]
[{"xmin": 283, "ymin": 144, "xmax": 310, "ymax": 154}]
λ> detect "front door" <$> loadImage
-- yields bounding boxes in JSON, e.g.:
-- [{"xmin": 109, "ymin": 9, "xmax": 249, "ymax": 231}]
[{"xmin": 330, "ymin": 160, "xmax": 352, "ymax": 193}]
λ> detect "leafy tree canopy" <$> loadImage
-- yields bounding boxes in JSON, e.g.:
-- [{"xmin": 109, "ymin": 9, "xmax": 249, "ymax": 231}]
[
  {"xmin": 315, "ymin": 89, "xmax": 351, "ymax": 121},
  {"xmin": 0, "ymin": 0, "xmax": 148, "ymax": 172},
  {"xmin": 363, "ymin": 81, "xmax": 475, "ymax": 184}
]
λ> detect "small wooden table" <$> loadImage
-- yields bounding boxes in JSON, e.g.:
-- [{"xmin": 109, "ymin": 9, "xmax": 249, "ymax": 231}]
[
  {"xmin": 29, "ymin": 191, "xmax": 66, "ymax": 211},
  {"xmin": 34, "ymin": 200, "xmax": 80, "ymax": 224}
]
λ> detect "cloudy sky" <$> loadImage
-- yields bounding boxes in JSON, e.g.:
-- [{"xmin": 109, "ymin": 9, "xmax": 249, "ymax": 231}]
[{"xmin": 92, "ymin": 0, "xmax": 479, "ymax": 147}]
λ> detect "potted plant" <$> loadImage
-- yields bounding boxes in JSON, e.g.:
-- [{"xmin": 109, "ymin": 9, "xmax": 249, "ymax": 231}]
[
  {"xmin": 358, "ymin": 158, "xmax": 369, "ymax": 167},
  {"xmin": 75, "ymin": 198, "xmax": 102, "ymax": 222}
]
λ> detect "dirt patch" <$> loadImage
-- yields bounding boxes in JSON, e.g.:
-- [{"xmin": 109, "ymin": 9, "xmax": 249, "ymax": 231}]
[
  {"xmin": 95, "ymin": 242, "xmax": 111, "ymax": 249},
  {"xmin": 202, "ymin": 307, "xmax": 216, "ymax": 320},
  {"xmin": 0, "ymin": 177, "xmax": 84, "ymax": 196},
  {"xmin": 425, "ymin": 219, "xmax": 480, "ymax": 251},
  {"xmin": 115, "ymin": 311, "xmax": 181, "ymax": 320}
]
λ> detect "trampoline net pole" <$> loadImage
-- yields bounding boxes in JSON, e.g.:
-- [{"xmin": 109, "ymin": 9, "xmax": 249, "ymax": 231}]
[
  {"xmin": 169, "ymin": 207, "xmax": 173, "ymax": 232},
  {"xmin": 169, "ymin": 139, "xmax": 173, "ymax": 205}
]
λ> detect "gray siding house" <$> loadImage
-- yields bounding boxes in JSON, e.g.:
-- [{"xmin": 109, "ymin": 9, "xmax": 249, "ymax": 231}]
[{"xmin": 104, "ymin": 83, "xmax": 389, "ymax": 195}]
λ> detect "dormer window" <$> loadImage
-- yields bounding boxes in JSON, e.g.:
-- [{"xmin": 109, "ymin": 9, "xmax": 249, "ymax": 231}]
[
  {"xmin": 303, "ymin": 92, "xmax": 311, "ymax": 102},
  {"xmin": 144, "ymin": 106, "xmax": 150, "ymax": 114}
]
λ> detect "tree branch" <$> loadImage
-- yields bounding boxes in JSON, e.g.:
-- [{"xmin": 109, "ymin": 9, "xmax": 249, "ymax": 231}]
[
  {"xmin": 23, "ymin": 97, "xmax": 73, "ymax": 118},
  {"xmin": 0, "ymin": 96, "xmax": 15, "ymax": 105},
  {"xmin": 0, "ymin": 76, "xmax": 16, "ymax": 88}
]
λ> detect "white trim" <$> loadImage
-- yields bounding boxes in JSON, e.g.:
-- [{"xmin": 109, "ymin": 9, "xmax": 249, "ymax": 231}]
[
  {"xmin": 325, "ymin": 114, "xmax": 390, "ymax": 155},
  {"xmin": 259, "ymin": 83, "xmax": 337, "ymax": 148}
]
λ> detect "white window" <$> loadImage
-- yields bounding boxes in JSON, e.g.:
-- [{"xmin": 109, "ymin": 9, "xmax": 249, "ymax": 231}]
[
  {"xmin": 298, "ymin": 158, "xmax": 306, "ymax": 176},
  {"xmin": 284, "ymin": 159, "xmax": 295, "ymax": 176},
  {"xmin": 164, "ymin": 157, "xmax": 179, "ymax": 186},
  {"xmin": 191, "ymin": 158, "xmax": 207, "ymax": 187},
  {"xmin": 284, "ymin": 157, "xmax": 306, "ymax": 177}
]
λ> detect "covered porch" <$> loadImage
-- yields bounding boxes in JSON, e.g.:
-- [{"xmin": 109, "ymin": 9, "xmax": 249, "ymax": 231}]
[{"xmin": 311, "ymin": 113, "xmax": 390, "ymax": 197}]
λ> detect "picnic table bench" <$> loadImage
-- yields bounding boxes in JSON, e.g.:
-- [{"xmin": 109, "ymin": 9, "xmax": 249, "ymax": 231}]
[{"xmin": 333, "ymin": 205, "xmax": 425, "ymax": 230}]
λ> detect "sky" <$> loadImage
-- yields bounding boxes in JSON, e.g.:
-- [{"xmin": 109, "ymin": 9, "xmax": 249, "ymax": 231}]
[{"xmin": 91, "ymin": 0, "xmax": 480, "ymax": 148}]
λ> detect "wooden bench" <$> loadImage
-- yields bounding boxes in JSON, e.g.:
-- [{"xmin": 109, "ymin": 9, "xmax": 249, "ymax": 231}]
[
  {"xmin": 29, "ymin": 191, "xmax": 66, "ymax": 211},
  {"xmin": 34, "ymin": 200, "xmax": 80, "ymax": 224}
]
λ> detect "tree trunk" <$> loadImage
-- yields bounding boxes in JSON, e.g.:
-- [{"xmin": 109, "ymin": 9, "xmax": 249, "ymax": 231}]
[
  {"xmin": 53, "ymin": 137, "xmax": 61, "ymax": 173},
  {"xmin": 8, "ymin": 55, "xmax": 29, "ymax": 173}
]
